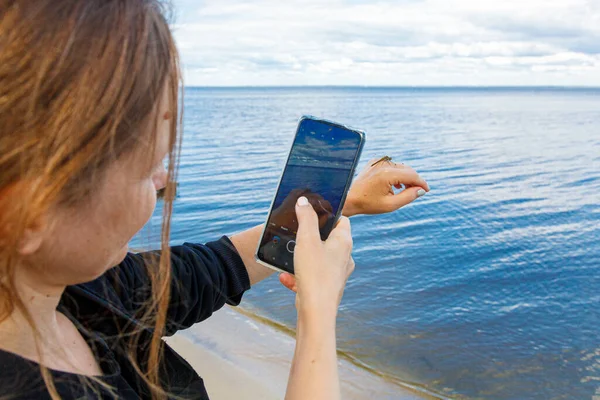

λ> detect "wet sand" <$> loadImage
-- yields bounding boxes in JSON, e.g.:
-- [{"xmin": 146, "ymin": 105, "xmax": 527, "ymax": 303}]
[{"xmin": 165, "ymin": 306, "xmax": 434, "ymax": 399}]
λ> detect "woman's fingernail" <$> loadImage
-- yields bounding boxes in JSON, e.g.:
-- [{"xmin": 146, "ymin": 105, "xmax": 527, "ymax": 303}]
[
  {"xmin": 417, "ymin": 189, "xmax": 426, "ymax": 197},
  {"xmin": 297, "ymin": 196, "xmax": 309, "ymax": 206}
]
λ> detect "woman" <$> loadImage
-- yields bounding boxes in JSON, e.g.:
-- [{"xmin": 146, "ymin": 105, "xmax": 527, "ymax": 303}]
[{"xmin": 0, "ymin": 1, "xmax": 429, "ymax": 399}]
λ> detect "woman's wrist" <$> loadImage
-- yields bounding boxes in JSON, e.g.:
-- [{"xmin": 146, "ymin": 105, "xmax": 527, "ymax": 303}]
[
  {"xmin": 297, "ymin": 300, "xmax": 338, "ymax": 330},
  {"xmin": 297, "ymin": 310, "xmax": 337, "ymax": 341},
  {"xmin": 341, "ymin": 198, "xmax": 358, "ymax": 217}
]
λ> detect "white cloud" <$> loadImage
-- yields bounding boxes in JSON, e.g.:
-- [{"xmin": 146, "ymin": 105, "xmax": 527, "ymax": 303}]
[{"xmin": 171, "ymin": 0, "xmax": 600, "ymax": 86}]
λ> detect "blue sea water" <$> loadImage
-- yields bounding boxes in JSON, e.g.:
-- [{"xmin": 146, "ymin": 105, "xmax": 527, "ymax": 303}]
[{"xmin": 133, "ymin": 87, "xmax": 600, "ymax": 399}]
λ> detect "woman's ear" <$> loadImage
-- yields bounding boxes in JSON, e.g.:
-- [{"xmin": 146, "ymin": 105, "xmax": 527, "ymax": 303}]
[{"xmin": 17, "ymin": 215, "xmax": 49, "ymax": 256}]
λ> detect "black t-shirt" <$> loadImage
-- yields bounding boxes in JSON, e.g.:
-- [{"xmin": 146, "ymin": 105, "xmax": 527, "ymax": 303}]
[
  {"xmin": 0, "ymin": 314, "xmax": 139, "ymax": 399},
  {"xmin": 0, "ymin": 236, "xmax": 251, "ymax": 399}
]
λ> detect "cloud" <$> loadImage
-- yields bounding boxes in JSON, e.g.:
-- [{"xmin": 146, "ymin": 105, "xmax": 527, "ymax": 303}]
[{"xmin": 172, "ymin": 0, "xmax": 600, "ymax": 86}]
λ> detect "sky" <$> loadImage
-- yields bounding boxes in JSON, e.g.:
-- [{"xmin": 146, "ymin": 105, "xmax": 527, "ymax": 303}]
[{"xmin": 171, "ymin": 0, "xmax": 600, "ymax": 87}]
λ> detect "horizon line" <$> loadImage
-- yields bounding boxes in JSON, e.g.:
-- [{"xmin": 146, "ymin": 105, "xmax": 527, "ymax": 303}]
[{"xmin": 184, "ymin": 84, "xmax": 600, "ymax": 89}]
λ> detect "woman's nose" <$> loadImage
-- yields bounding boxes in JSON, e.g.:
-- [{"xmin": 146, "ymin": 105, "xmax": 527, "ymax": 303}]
[{"xmin": 153, "ymin": 168, "xmax": 168, "ymax": 191}]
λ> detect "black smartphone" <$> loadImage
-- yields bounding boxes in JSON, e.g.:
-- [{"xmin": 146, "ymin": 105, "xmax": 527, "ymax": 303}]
[{"xmin": 254, "ymin": 115, "xmax": 365, "ymax": 275}]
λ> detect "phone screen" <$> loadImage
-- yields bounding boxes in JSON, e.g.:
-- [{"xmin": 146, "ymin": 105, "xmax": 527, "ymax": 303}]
[{"xmin": 257, "ymin": 117, "xmax": 364, "ymax": 274}]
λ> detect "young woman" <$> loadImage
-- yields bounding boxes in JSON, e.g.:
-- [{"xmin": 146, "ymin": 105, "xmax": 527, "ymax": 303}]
[{"xmin": 0, "ymin": 1, "xmax": 429, "ymax": 399}]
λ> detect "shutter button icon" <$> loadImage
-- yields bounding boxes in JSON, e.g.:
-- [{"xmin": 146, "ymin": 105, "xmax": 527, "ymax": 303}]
[{"xmin": 286, "ymin": 240, "xmax": 296, "ymax": 253}]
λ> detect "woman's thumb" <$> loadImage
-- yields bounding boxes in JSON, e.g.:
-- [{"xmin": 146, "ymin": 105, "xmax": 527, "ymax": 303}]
[
  {"xmin": 386, "ymin": 186, "xmax": 427, "ymax": 211},
  {"xmin": 295, "ymin": 196, "xmax": 320, "ymax": 244}
]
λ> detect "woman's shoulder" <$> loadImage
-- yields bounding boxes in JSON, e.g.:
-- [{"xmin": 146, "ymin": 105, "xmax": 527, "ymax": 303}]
[
  {"xmin": 0, "ymin": 347, "xmax": 125, "ymax": 400},
  {"xmin": 0, "ymin": 346, "xmax": 38, "ymax": 373},
  {"xmin": 0, "ymin": 349, "xmax": 52, "ymax": 399}
]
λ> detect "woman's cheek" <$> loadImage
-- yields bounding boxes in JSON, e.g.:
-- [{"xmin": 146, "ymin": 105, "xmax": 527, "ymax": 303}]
[
  {"xmin": 113, "ymin": 180, "xmax": 156, "ymax": 265},
  {"xmin": 144, "ymin": 179, "xmax": 158, "ymax": 218},
  {"xmin": 131, "ymin": 179, "xmax": 157, "ymax": 232}
]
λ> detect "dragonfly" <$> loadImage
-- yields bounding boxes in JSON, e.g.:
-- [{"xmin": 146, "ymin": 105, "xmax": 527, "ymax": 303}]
[{"xmin": 371, "ymin": 155, "xmax": 393, "ymax": 167}]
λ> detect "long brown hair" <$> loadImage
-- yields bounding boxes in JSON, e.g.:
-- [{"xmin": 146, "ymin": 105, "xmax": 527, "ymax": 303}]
[{"xmin": 0, "ymin": 0, "xmax": 181, "ymax": 398}]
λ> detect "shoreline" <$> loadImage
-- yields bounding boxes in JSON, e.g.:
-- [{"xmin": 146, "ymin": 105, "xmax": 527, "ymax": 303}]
[{"xmin": 165, "ymin": 305, "xmax": 441, "ymax": 400}]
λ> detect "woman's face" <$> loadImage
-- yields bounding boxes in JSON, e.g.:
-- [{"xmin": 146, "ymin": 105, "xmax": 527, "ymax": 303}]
[{"xmin": 21, "ymin": 89, "xmax": 172, "ymax": 288}]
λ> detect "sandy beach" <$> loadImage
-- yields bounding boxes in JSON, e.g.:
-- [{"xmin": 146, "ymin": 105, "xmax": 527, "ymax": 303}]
[{"xmin": 165, "ymin": 306, "xmax": 435, "ymax": 400}]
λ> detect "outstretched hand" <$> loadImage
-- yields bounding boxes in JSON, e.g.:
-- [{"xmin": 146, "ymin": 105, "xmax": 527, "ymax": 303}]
[{"xmin": 343, "ymin": 158, "xmax": 430, "ymax": 216}]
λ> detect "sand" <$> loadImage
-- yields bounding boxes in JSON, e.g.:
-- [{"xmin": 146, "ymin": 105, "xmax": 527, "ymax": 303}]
[{"xmin": 165, "ymin": 306, "xmax": 434, "ymax": 399}]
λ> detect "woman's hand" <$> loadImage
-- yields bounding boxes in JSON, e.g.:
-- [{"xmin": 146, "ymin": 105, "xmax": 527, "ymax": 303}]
[
  {"xmin": 280, "ymin": 196, "xmax": 354, "ymax": 318},
  {"xmin": 342, "ymin": 158, "xmax": 430, "ymax": 217}
]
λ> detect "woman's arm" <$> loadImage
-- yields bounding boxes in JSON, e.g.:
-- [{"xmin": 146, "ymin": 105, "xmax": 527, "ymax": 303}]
[
  {"xmin": 229, "ymin": 224, "xmax": 273, "ymax": 286},
  {"xmin": 98, "ymin": 236, "xmax": 251, "ymax": 335},
  {"xmin": 286, "ymin": 309, "xmax": 340, "ymax": 400},
  {"xmin": 279, "ymin": 197, "xmax": 354, "ymax": 400}
]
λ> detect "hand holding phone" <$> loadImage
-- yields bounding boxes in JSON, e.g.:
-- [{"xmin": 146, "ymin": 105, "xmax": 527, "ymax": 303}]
[{"xmin": 291, "ymin": 197, "xmax": 354, "ymax": 316}]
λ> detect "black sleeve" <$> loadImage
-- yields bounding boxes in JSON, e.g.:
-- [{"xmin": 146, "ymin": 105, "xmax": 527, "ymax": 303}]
[{"xmin": 105, "ymin": 235, "xmax": 251, "ymax": 336}]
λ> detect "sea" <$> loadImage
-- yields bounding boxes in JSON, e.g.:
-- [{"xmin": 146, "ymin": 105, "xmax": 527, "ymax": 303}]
[{"xmin": 132, "ymin": 87, "xmax": 600, "ymax": 399}]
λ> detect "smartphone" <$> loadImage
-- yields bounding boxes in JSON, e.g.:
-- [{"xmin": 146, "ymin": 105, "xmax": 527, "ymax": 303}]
[{"xmin": 254, "ymin": 116, "xmax": 365, "ymax": 275}]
